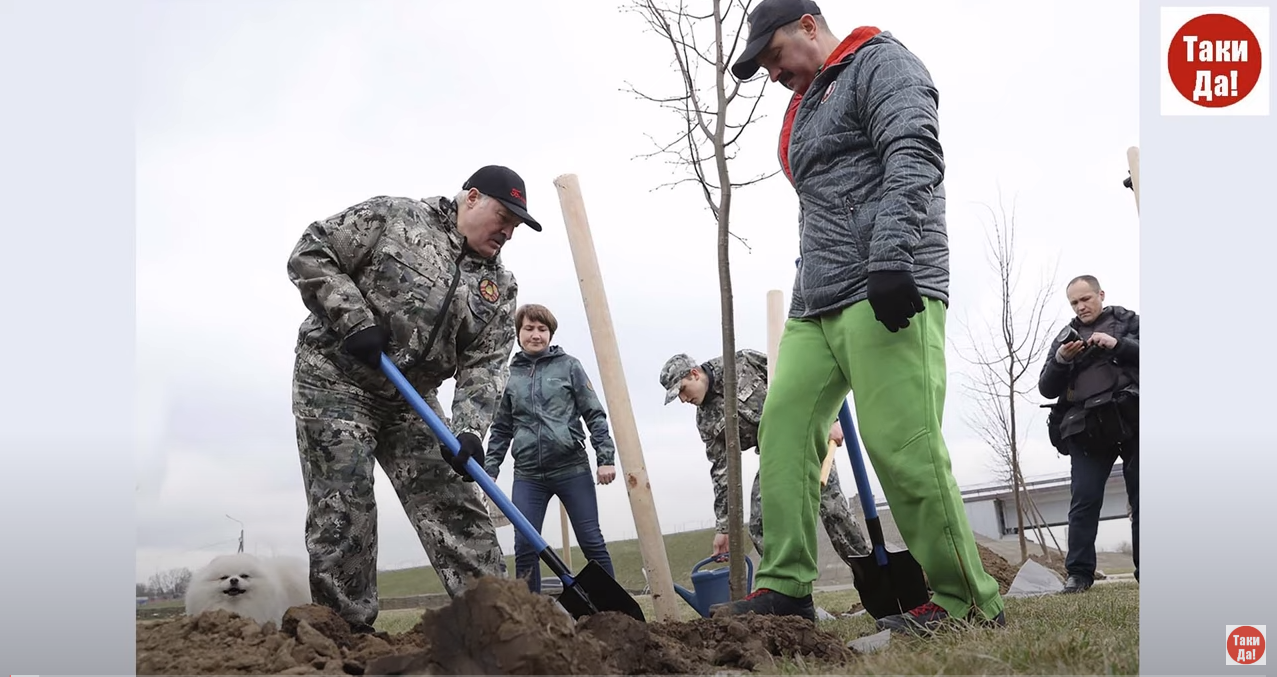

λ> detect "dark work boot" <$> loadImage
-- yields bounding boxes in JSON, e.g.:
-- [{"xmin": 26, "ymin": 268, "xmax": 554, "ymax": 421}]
[
  {"xmin": 875, "ymin": 601, "xmax": 950, "ymax": 635},
  {"xmin": 1063, "ymin": 575, "xmax": 1093, "ymax": 594},
  {"xmin": 708, "ymin": 588, "xmax": 816, "ymax": 622},
  {"xmin": 876, "ymin": 601, "xmax": 1008, "ymax": 636},
  {"xmin": 975, "ymin": 608, "xmax": 1008, "ymax": 629}
]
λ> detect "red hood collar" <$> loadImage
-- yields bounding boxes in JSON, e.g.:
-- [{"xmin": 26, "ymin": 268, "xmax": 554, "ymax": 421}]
[
  {"xmin": 823, "ymin": 26, "xmax": 883, "ymax": 73},
  {"xmin": 777, "ymin": 27, "xmax": 883, "ymax": 185}
]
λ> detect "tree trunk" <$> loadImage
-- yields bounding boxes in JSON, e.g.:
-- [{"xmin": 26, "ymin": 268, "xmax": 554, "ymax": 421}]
[
  {"xmin": 719, "ymin": 245, "xmax": 744, "ymax": 599},
  {"xmin": 717, "ymin": 202, "xmax": 744, "ymax": 598},
  {"xmin": 1009, "ymin": 385, "xmax": 1027, "ymax": 562},
  {"xmin": 709, "ymin": 0, "xmax": 747, "ymax": 601}
]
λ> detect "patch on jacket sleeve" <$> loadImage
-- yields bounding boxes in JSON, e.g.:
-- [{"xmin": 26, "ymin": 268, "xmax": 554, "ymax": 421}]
[{"xmin": 478, "ymin": 278, "xmax": 500, "ymax": 303}]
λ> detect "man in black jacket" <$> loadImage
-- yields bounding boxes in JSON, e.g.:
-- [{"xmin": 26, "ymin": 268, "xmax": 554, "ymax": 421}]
[{"xmin": 1039, "ymin": 275, "xmax": 1139, "ymax": 592}]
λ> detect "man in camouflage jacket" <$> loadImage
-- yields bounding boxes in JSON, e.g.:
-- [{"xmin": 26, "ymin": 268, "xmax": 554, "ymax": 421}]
[
  {"xmin": 286, "ymin": 165, "xmax": 540, "ymax": 632},
  {"xmin": 659, "ymin": 350, "xmax": 870, "ymax": 565}
]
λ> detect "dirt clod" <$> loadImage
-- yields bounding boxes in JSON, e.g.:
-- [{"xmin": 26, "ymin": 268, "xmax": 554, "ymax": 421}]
[
  {"xmin": 282, "ymin": 605, "xmax": 355, "ymax": 649},
  {"xmin": 367, "ymin": 575, "xmax": 608, "ymax": 675},
  {"xmin": 138, "ymin": 575, "xmax": 862, "ymax": 675},
  {"xmin": 976, "ymin": 543, "xmax": 1018, "ymax": 594}
]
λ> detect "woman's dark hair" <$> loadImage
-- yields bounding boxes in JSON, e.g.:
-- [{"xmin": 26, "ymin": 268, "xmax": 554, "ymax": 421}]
[{"xmin": 515, "ymin": 303, "xmax": 558, "ymax": 337}]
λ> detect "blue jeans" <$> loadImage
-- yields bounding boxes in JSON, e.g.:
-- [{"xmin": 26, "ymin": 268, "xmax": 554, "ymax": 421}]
[{"xmin": 511, "ymin": 469, "xmax": 614, "ymax": 594}]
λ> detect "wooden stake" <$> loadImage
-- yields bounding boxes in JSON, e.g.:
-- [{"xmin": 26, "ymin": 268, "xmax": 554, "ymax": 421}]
[
  {"xmin": 560, "ymin": 501, "xmax": 572, "ymax": 569},
  {"xmin": 552, "ymin": 173, "xmax": 679, "ymax": 622},
  {"xmin": 820, "ymin": 440, "xmax": 837, "ymax": 485},
  {"xmin": 1126, "ymin": 146, "xmax": 1141, "ymax": 215},
  {"xmin": 763, "ymin": 290, "xmax": 785, "ymax": 500},
  {"xmin": 766, "ymin": 290, "xmax": 784, "ymax": 382}
]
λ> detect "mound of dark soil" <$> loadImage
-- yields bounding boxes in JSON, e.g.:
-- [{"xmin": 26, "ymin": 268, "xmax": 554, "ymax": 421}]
[
  {"xmin": 137, "ymin": 576, "xmax": 858, "ymax": 675},
  {"xmin": 136, "ymin": 602, "xmax": 425, "ymax": 675}
]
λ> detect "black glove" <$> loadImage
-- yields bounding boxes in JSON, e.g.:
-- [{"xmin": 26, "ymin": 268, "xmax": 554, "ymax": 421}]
[
  {"xmin": 866, "ymin": 270, "xmax": 925, "ymax": 333},
  {"xmin": 342, "ymin": 325, "xmax": 391, "ymax": 367},
  {"xmin": 445, "ymin": 432, "xmax": 482, "ymax": 482}
]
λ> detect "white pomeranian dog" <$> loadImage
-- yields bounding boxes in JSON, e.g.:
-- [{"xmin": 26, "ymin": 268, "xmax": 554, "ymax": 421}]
[{"xmin": 184, "ymin": 553, "xmax": 312, "ymax": 626}]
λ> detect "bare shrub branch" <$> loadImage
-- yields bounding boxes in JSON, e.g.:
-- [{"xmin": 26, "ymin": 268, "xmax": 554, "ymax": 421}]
[{"xmin": 952, "ymin": 192, "xmax": 1064, "ymax": 562}]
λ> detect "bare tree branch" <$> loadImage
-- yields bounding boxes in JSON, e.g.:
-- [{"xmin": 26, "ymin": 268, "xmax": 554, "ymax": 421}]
[
  {"xmin": 627, "ymin": 0, "xmax": 775, "ymax": 598},
  {"xmin": 724, "ymin": 84, "xmax": 769, "ymax": 146},
  {"xmin": 730, "ymin": 169, "xmax": 781, "ymax": 188}
]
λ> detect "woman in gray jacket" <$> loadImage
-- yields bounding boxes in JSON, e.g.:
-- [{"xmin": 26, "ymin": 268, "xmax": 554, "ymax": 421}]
[{"xmin": 483, "ymin": 303, "xmax": 618, "ymax": 594}]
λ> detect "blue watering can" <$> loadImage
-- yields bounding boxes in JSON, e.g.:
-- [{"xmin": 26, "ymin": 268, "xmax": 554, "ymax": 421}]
[{"xmin": 672, "ymin": 553, "xmax": 754, "ymax": 618}]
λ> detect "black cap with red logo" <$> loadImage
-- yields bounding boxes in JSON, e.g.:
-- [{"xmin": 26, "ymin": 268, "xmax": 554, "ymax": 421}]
[
  {"xmin": 731, "ymin": 0, "xmax": 823, "ymax": 81},
  {"xmin": 462, "ymin": 165, "xmax": 543, "ymax": 232}
]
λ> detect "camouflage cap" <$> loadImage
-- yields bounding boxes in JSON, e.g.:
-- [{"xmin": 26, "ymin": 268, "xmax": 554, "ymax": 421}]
[{"xmin": 660, "ymin": 353, "xmax": 699, "ymax": 404}]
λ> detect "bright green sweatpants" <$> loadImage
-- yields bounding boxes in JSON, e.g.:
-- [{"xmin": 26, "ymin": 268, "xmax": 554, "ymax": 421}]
[{"xmin": 754, "ymin": 297, "xmax": 1005, "ymax": 621}]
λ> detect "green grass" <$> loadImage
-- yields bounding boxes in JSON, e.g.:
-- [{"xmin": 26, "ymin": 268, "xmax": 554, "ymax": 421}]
[
  {"xmin": 377, "ymin": 527, "xmax": 735, "ymax": 597},
  {"xmin": 373, "ymin": 582, "xmax": 1140, "ymax": 675},
  {"xmin": 784, "ymin": 582, "xmax": 1141, "ymax": 675}
]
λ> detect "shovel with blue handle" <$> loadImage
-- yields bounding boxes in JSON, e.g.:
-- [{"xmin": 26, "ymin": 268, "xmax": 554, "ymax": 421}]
[
  {"xmin": 379, "ymin": 353, "xmax": 646, "ymax": 622},
  {"xmin": 837, "ymin": 398, "xmax": 931, "ymax": 619}
]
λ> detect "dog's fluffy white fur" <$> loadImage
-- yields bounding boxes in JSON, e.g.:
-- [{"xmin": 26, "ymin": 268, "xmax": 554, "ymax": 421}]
[{"xmin": 184, "ymin": 553, "xmax": 312, "ymax": 626}]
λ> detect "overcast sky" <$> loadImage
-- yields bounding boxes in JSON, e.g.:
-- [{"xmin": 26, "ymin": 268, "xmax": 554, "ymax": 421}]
[{"xmin": 134, "ymin": 0, "xmax": 1141, "ymax": 582}]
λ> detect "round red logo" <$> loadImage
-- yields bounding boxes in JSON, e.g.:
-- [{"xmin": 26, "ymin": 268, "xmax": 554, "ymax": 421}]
[
  {"xmin": 1167, "ymin": 13, "xmax": 1263, "ymax": 108},
  {"xmin": 478, "ymin": 279, "xmax": 499, "ymax": 304},
  {"xmin": 1227, "ymin": 626, "xmax": 1265, "ymax": 665}
]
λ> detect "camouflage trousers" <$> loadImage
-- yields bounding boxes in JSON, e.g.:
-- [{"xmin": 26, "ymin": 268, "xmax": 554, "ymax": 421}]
[
  {"xmin": 291, "ymin": 349, "xmax": 506, "ymax": 627},
  {"xmin": 749, "ymin": 461, "xmax": 870, "ymax": 567}
]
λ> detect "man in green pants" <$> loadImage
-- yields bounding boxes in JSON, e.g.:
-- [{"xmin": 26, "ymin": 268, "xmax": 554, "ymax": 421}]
[{"xmin": 712, "ymin": 0, "xmax": 1006, "ymax": 635}]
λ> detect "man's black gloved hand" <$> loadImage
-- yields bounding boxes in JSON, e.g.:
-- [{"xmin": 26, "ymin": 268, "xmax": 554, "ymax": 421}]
[
  {"xmin": 866, "ymin": 270, "xmax": 925, "ymax": 333},
  {"xmin": 445, "ymin": 432, "xmax": 482, "ymax": 482},
  {"xmin": 342, "ymin": 325, "xmax": 391, "ymax": 367}
]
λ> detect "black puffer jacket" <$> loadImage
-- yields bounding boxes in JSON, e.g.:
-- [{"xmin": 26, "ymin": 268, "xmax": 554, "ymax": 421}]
[
  {"xmin": 1039, "ymin": 305, "xmax": 1139, "ymax": 401},
  {"xmin": 1039, "ymin": 306, "xmax": 1140, "ymax": 454}
]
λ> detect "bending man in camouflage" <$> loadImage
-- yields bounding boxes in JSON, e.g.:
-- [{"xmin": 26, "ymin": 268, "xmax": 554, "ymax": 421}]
[
  {"xmin": 660, "ymin": 350, "xmax": 870, "ymax": 566},
  {"xmin": 286, "ymin": 165, "xmax": 541, "ymax": 633}
]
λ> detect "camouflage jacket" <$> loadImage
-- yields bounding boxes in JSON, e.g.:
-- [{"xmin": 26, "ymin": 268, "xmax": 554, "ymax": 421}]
[
  {"xmin": 694, "ymin": 349, "xmax": 770, "ymax": 534},
  {"xmin": 483, "ymin": 345, "xmax": 617, "ymax": 481},
  {"xmin": 287, "ymin": 195, "xmax": 518, "ymax": 440}
]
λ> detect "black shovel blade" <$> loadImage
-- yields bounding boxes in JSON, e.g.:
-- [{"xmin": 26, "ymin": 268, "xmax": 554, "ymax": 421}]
[
  {"xmin": 555, "ymin": 560, "xmax": 646, "ymax": 622},
  {"xmin": 847, "ymin": 548, "xmax": 931, "ymax": 620}
]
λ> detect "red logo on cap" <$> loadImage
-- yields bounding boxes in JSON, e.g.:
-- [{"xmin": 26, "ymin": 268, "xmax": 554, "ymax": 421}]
[{"xmin": 510, "ymin": 188, "xmax": 525, "ymax": 204}]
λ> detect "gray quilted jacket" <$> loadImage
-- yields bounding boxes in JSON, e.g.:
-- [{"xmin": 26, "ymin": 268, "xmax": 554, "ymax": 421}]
[{"xmin": 782, "ymin": 29, "xmax": 950, "ymax": 319}]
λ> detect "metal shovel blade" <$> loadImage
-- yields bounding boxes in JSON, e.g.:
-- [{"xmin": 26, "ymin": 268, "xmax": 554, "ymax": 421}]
[
  {"xmin": 837, "ymin": 400, "xmax": 932, "ymax": 620},
  {"xmin": 847, "ymin": 546, "xmax": 931, "ymax": 620},
  {"xmin": 557, "ymin": 559, "xmax": 646, "ymax": 622}
]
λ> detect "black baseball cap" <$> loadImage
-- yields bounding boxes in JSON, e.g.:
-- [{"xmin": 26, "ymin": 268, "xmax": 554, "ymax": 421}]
[
  {"xmin": 462, "ymin": 165, "xmax": 543, "ymax": 232},
  {"xmin": 731, "ymin": 0, "xmax": 823, "ymax": 81}
]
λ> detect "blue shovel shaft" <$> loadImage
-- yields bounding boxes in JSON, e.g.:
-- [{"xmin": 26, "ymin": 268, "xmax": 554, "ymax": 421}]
[
  {"xmin": 377, "ymin": 353, "xmax": 572, "ymax": 585},
  {"xmin": 837, "ymin": 399, "xmax": 890, "ymax": 567},
  {"xmin": 837, "ymin": 400, "xmax": 876, "ymax": 518}
]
